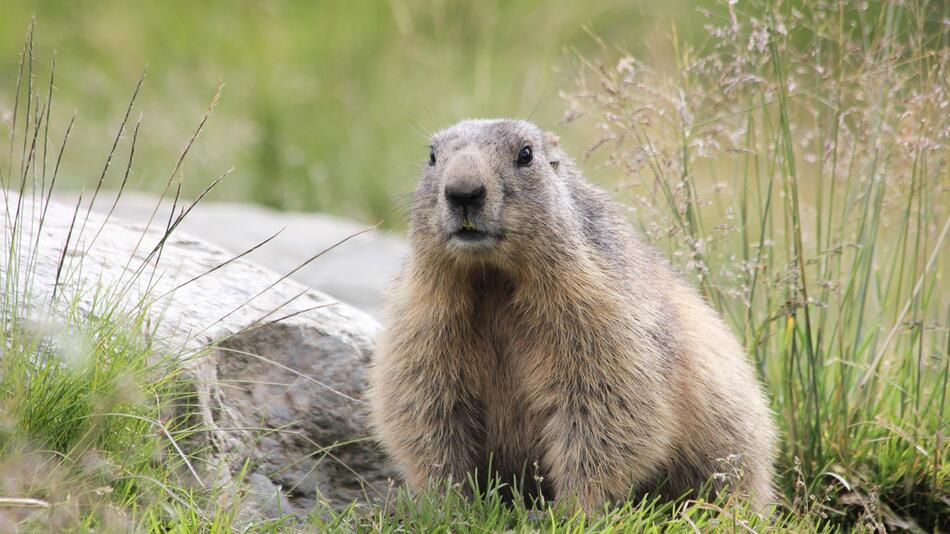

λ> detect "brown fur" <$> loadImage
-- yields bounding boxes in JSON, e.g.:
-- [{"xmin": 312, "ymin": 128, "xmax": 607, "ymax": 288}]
[{"xmin": 368, "ymin": 119, "xmax": 777, "ymax": 512}]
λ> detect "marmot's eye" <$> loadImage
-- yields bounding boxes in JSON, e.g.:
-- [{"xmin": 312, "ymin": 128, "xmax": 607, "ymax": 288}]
[
  {"xmin": 428, "ymin": 147, "xmax": 436, "ymax": 166},
  {"xmin": 516, "ymin": 145, "xmax": 533, "ymax": 167}
]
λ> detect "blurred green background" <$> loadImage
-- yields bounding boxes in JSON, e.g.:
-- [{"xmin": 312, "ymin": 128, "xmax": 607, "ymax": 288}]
[{"xmin": 0, "ymin": 1, "xmax": 704, "ymax": 227}]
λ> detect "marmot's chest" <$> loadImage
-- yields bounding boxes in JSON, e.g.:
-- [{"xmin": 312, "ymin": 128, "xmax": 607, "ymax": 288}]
[
  {"xmin": 463, "ymin": 273, "xmax": 555, "ymax": 468},
  {"xmin": 477, "ymin": 345, "xmax": 547, "ymax": 483},
  {"xmin": 470, "ymin": 302, "xmax": 548, "ymax": 472}
]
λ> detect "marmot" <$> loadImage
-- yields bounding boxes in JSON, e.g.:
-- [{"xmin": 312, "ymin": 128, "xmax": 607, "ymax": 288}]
[{"xmin": 368, "ymin": 119, "xmax": 777, "ymax": 512}]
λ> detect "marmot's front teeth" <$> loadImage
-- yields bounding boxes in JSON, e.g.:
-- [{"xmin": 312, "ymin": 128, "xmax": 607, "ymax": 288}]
[{"xmin": 461, "ymin": 218, "xmax": 476, "ymax": 231}]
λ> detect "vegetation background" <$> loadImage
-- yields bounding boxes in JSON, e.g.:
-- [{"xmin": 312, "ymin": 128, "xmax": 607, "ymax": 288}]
[
  {"xmin": 0, "ymin": 0, "xmax": 947, "ymax": 532},
  {"xmin": 1, "ymin": 0, "xmax": 697, "ymax": 227}
]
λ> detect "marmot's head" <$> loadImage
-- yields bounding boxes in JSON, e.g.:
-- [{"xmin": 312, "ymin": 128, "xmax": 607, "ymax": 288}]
[{"xmin": 410, "ymin": 119, "xmax": 573, "ymax": 266}]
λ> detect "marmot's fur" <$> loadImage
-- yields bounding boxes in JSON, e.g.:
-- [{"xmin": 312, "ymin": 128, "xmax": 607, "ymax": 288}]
[{"xmin": 368, "ymin": 119, "xmax": 777, "ymax": 512}]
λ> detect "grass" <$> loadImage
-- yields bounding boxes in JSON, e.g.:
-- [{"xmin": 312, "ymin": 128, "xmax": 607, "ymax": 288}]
[
  {"xmin": 0, "ymin": 0, "xmax": 693, "ymax": 228},
  {"xmin": 563, "ymin": 0, "xmax": 949, "ymax": 529},
  {"xmin": 1, "ymin": 0, "xmax": 949, "ymax": 532},
  {"xmin": 0, "ymin": 27, "xmax": 247, "ymax": 529}
]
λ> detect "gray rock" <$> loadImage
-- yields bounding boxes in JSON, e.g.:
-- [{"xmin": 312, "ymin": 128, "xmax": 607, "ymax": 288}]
[
  {"xmin": 1, "ymin": 191, "xmax": 397, "ymax": 519},
  {"xmin": 54, "ymin": 191, "xmax": 409, "ymax": 317}
]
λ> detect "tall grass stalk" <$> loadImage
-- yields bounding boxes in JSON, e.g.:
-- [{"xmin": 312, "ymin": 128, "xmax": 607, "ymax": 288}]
[
  {"xmin": 0, "ymin": 23, "xmax": 256, "ymax": 531},
  {"xmin": 567, "ymin": 0, "xmax": 948, "ymax": 529}
]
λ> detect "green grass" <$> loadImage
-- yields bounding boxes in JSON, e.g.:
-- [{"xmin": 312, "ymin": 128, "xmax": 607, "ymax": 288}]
[
  {"xmin": 1, "ymin": 0, "xmax": 949, "ymax": 532},
  {"xmin": 563, "ymin": 0, "xmax": 949, "ymax": 529},
  {"xmin": 303, "ymin": 483, "xmax": 834, "ymax": 533},
  {"xmin": 0, "ymin": 0, "xmax": 695, "ymax": 228},
  {"xmin": 0, "ymin": 116, "xmax": 245, "ymax": 528}
]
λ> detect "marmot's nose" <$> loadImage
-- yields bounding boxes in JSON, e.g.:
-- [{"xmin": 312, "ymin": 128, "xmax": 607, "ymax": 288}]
[{"xmin": 444, "ymin": 179, "xmax": 486, "ymax": 208}]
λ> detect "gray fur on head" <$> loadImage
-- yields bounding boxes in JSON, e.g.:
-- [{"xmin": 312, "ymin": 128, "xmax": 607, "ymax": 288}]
[{"xmin": 411, "ymin": 119, "xmax": 579, "ymax": 267}]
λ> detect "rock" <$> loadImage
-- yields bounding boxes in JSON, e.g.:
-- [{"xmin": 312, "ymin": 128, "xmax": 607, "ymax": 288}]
[
  {"xmin": 1, "ymin": 192, "xmax": 397, "ymax": 519},
  {"xmin": 54, "ymin": 191, "xmax": 409, "ymax": 317}
]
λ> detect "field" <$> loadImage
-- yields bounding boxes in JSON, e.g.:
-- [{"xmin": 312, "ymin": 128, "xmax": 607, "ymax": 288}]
[
  {"xmin": 0, "ymin": 0, "xmax": 690, "ymax": 227},
  {"xmin": 1, "ymin": 1, "xmax": 948, "ymax": 532}
]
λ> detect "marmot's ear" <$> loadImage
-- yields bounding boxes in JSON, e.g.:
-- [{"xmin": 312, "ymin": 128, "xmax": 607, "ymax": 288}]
[{"xmin": 544, "ymin": 131, "xmax": 561, "ymax": 171}]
